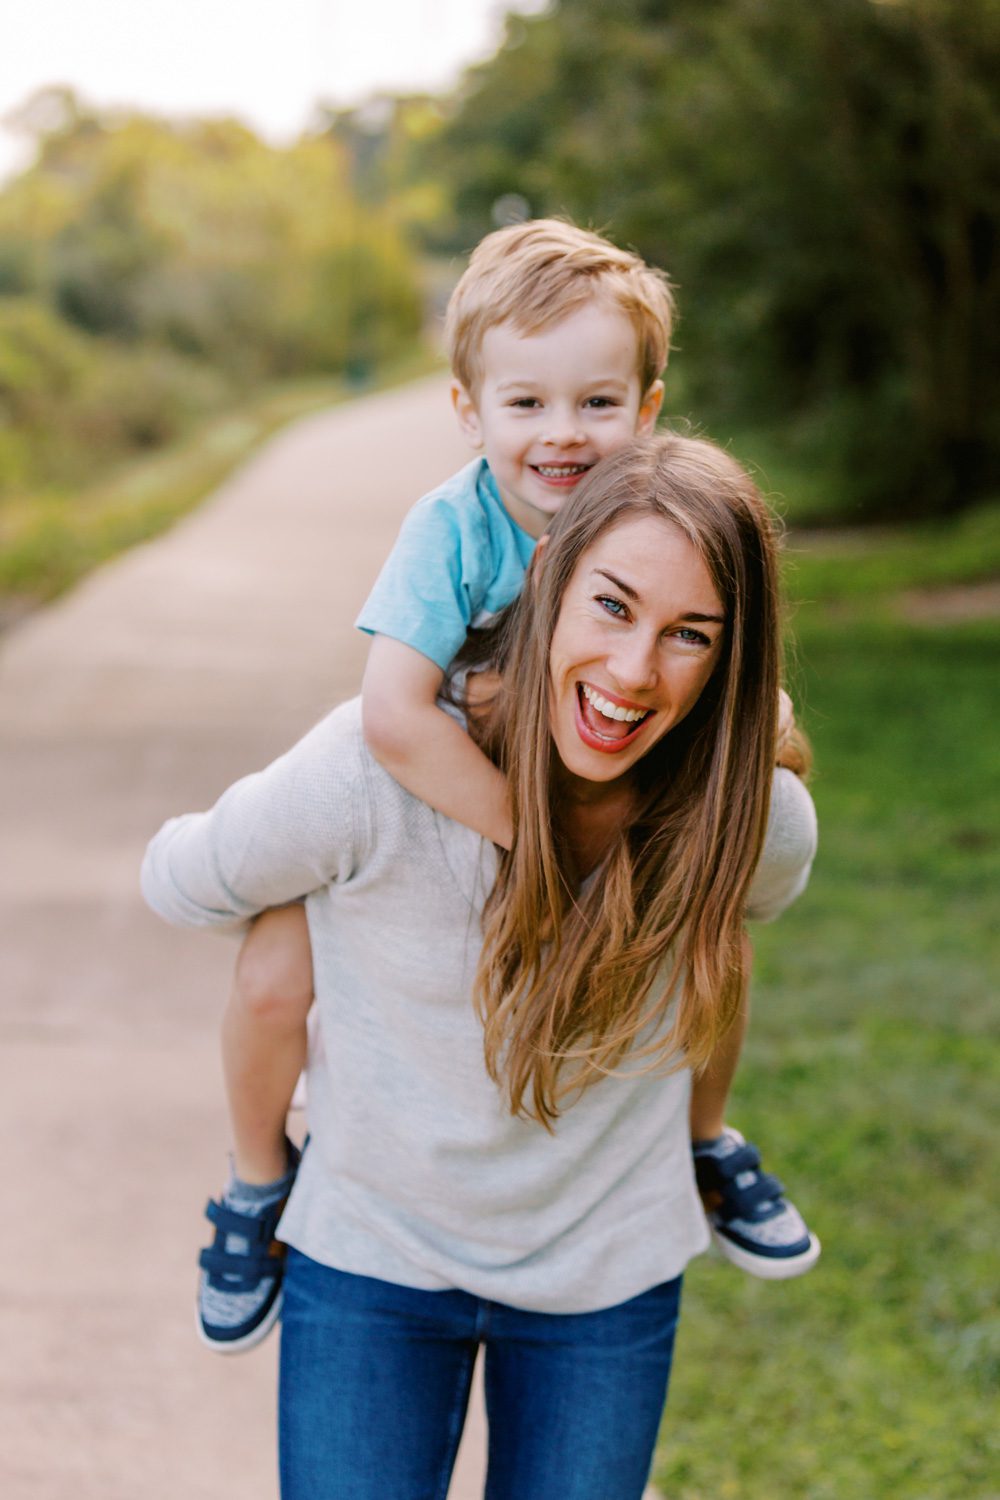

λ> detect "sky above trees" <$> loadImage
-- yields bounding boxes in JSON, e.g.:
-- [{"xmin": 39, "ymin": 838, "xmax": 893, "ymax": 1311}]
[{"xmin": 1, "ymin": 0, "xmax": 547, "ymax": 181}]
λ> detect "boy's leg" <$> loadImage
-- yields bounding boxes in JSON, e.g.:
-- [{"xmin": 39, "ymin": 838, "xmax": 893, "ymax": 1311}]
[
  {"xmin": 691, "ymin": 933, "xmax": 820, "ymax": 1279},
  {"xmin": 199, "ymin": 905, "xmax": 314, "ymax": 1353},
  {"xmin": 688, "ymin": 987, "xmax": 749, "ymax": 1143},
  {"xmin": 223, "ymin": 904, "xmax": 313, "ymax": 1183}
]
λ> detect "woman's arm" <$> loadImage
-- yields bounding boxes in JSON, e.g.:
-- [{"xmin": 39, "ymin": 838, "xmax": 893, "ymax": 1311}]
[{"xmin": 141, "ymin": 705, "xmax": 368, "ymax": 931}]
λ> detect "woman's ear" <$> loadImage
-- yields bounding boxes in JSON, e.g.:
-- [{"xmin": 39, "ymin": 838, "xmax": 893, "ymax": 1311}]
[{"xmin": 451, "ymin": 380, "xmax": 484, "ymax": 449}]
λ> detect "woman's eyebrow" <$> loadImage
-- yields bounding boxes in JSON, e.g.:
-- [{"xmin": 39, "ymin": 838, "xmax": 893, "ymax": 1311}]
[
  {"xmin": 592, "ymin": 569, "xmax": 725, "ymax": 623},
  {"xmin": 593, "ymin": 567, "xmax": 640, "ymax": 600}
]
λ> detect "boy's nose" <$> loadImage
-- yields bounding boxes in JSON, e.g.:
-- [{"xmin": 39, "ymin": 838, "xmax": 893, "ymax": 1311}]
[{"xmin": 541, "ymin": 408, "xmax": 585, "ymax": 446}]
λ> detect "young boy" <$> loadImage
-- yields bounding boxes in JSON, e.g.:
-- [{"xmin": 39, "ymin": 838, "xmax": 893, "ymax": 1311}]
[{"xmin": 197, "ymin": 220, "xmax": 818, "ymax": 1353}]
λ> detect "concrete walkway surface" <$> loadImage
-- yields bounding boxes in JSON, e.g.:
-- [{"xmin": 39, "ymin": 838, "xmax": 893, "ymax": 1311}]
[
  {"xmin": 0, "ymin": 375, "xmax": 485, "ymax": 1500},
  {"xmin": 0, "ymin": 374, "xmax": 661, "ymax": 1500}
]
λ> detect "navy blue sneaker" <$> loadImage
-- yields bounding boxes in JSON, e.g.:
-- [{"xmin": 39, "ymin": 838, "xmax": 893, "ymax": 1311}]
[
  {"xmin": 197, "ymin": 1144, "xmax": 299, "ymax": 1353},
  {"xmin": 693, "ymin": 1127, "xmax": 820, "ymax": 1280}
]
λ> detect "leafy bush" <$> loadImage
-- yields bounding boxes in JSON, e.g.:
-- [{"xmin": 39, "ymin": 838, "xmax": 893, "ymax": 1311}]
[{"xmin": 0, "ymin": 95, "xmax": 426, "ymax": 509}]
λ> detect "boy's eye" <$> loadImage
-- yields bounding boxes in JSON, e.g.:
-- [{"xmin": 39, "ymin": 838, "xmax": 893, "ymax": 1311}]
[
  {"xmin": 585, "ymin": 396, "xmax": 619, "ymax": 409},
  {"xmin": 509, "ymin": 397, "xmax": 541, "ymax": 409}
]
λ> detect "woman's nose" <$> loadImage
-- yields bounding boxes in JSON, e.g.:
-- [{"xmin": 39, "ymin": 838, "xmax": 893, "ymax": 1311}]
[{"xmin": 607, "ymin": 632, "xmax": 659, "ymax": 693}]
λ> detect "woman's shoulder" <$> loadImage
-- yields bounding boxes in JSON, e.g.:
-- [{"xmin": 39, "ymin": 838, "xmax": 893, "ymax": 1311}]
[
  {"xmin": 299, "ymin": 697, "xmax": 419, "ymax": 801},
  {"xmin": 318, "ymin": 693, "xmax": 447, "ymax": 813},
  {"xmin": 745, "ymin": 769, "xmax": 818, "ymax": 924},
  {"xmin": 279, "ymin": 696, "xmax": 441, "ymax": 875},
  {"xmin": 766, "ymin": 767, "xmax": 818, "ymax": 852},
  {"xmin": 292, "ymin": 695, "xmax": 367, "ymax": 774}
]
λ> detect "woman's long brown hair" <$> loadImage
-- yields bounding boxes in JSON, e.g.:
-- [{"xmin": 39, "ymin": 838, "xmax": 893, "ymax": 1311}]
[{"xmin": 460, "ymin": 435, "xmax": 786, "ymax": 1127}]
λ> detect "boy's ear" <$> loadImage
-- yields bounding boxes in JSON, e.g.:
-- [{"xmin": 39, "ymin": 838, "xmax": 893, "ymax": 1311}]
[
  {"xmin": 636, "ymin": 378, "xmax": 665, "ymax": 436},
  {"xmin": 451, "ymin": 380, "xmax": 484, "ymax": 449}
]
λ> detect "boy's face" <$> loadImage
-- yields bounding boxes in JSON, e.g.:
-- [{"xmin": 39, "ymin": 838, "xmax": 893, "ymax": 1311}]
[{"xmin": 451, "ymin": 302, "xmax": 663, "ymax": 539}]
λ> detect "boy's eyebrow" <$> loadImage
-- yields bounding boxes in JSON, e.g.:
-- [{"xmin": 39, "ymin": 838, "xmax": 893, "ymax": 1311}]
[
  {"xmin": 592, "ymin": 569, "xmax": 726, "ymax": 623},
  {"xmin": 494, "ymin": 375, "xmax": 632, "ymax": 393}
]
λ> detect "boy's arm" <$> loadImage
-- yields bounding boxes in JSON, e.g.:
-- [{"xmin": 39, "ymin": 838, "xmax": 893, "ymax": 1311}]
[{"xmin": 362, "ymin": 634, "xmax": 513, "ymax": 849}]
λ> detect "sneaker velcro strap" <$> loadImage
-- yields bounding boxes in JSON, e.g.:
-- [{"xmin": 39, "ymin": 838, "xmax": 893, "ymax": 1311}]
[
  {"xmin": 204, "ymin": 1198, "xmax": 279, "ymax": 1242},
  {"xmin": 714, "ymin": 1144, "xmax": 762, "ymax": 1181},
  {"xmin": 199, "ymin": 1245, "xmax": 283, "ymax": 1288},
  {"xmin": 721, "ymin": 1171, "xmax": 785, "ymax": 1218}
]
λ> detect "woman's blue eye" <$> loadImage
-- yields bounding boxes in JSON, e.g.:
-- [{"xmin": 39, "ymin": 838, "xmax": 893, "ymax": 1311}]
[
  {"xmin": 676, "ymin": 627, "xmax": 711, "ymax": 645},
  {"xmin": 597, "ymin": 595, "xmax": 627, "ymax": 617}
]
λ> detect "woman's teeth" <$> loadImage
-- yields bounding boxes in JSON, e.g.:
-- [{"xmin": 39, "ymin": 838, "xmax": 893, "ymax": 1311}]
[{"xmin": 581, "ymin": 684, "xmax": 648, "ymax": 723}]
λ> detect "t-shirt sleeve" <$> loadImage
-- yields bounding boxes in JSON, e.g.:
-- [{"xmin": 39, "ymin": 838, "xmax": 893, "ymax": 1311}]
[
  {"xmin": 745, "ymin": 768, "xmax": 818, "ymax": 923},
  {"xmin": 354, "ymin": 494, "xmax": 493, "ymax": 672},
  {"xmin": 140, "ymin": 707, "xmax": 370, "ymax": 932}
]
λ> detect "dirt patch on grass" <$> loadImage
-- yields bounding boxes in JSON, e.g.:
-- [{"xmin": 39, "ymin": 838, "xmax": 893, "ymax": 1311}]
[{"xmin": 897, "ymin": 579, "xmax": 1000, "ymax": 622}]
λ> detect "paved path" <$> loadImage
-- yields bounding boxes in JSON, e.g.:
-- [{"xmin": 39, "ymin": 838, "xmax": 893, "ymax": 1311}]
[{"xmin": 0, "ymin": 375, "xmax": 493, "ymax": 1499}]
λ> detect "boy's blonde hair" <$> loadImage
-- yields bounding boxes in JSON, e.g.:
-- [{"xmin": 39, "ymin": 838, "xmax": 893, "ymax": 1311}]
[{"xmin": 445, "ymin": 219, "xmax": 675, "ymax": 398}]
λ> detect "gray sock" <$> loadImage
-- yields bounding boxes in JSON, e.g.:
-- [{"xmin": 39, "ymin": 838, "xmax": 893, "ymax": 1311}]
[
  {"xmin": 692, "ymin": 1132, "xmax": 728, "ymax": 1153},
  {"xmin": 223, "ymin": 1156, "xmax": 298, "ymax": 1217},
  {"xmin": 199, "ymin": 1146, "xmax": 299, "ymax": 1331}
]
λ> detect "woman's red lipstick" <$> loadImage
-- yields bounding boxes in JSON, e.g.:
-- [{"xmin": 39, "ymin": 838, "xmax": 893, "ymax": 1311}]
[{"xmin": 574, "ymin": 682, "xmax": 652, "ymax": 754}]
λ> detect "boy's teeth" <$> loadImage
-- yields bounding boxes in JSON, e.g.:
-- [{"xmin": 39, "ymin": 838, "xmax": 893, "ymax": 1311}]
[
  {"xmin": 535, "ymin": 464, "xmax": 589, "ymax": 477},
  {"xmin": 582, "ymin": 684, "xmax": 647, "ymax": 723}
]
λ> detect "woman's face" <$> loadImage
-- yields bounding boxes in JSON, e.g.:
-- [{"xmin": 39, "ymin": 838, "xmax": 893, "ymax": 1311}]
[{"xmin": 548, "ymin": 512, "xmax": 726, "ymax": 789}]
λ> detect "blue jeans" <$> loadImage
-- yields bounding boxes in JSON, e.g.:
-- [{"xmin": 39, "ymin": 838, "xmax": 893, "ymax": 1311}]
[{"xmin": 279, "ymin": 1248, "xmax": 682, "ymax": 1500}]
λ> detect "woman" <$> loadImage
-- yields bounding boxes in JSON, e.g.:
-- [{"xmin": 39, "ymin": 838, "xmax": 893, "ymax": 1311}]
[{"xmin": 142, "ymin": 434, "xmax": 817, "ymax": 1500}]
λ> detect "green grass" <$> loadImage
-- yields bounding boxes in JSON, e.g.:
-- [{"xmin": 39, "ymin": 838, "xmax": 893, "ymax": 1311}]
[
  {"xmin": 785, "ymin": 502, "xmax": 1000, "ymax": 604},
  {"xmin": 0, "ymin": 346, "xmax": 441, "ymax": 619},
  {"xmin": 654, "ymin": 579, "xmax": 999, "ymax": 1496}
]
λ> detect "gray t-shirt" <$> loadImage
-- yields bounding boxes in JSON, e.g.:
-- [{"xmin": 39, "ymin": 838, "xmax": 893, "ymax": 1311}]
[{"xmin": 141, "ymin": 698, "xmax": 817, "ymax": 1313}]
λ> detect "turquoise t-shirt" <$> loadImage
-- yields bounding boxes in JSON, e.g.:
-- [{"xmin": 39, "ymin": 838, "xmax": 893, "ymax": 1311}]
[{"xmin": 355, "ymin": 458, "xmax": 537, "ymax": 671}]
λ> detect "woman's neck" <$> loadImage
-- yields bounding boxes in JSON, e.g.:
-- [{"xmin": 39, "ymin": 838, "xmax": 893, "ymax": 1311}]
[{"xmin": 555, "ymin": 768, "xmax": 639, "ymax": 879}]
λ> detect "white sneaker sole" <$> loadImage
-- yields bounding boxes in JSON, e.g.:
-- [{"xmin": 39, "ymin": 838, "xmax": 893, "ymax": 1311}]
[
  {"xmin": 710, "ymin": 1227, "xmax": 822, "ymax": 1280},
  {"xmin": 196, "ymin": 1288, "xmax": 283, "ymax": 1354}
]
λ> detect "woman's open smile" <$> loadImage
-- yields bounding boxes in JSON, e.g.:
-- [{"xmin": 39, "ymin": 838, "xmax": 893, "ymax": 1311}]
[
  {"xmin": 575, "ymin": 681, "xmax": 654, "ymax": 752},
  {"xmin": 548, "ymin": 513, "xmax": 726, "ymax": 786}
]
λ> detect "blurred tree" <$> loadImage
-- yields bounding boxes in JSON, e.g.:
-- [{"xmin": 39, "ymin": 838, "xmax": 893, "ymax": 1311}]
[
  {"xmin": 422, "ymin": 0, "xmax": 1000, "ymax": 520},
  {"xmin": 0, "ymin": 90, "xmax": 426, "ymax": 501},
  {"xmin": 0, "ymin": 91, "xmax": 423, "ymax": 381},
  {"xmin": 317, "ymin": 94, "xmax": 451, "ymax": 247}
]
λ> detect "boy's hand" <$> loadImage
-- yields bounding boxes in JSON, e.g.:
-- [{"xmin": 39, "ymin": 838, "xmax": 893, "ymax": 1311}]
[
  {"xmin": 776, "ymin": 688, "xmax": 795, "ymax": 757},
  {"xmin": 465, "ymin": 666, "xmax": 502, "ymax": 718},
  {"xmin": 775, "ymin": 688, "xmax": 811, "ymax": 777}
]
